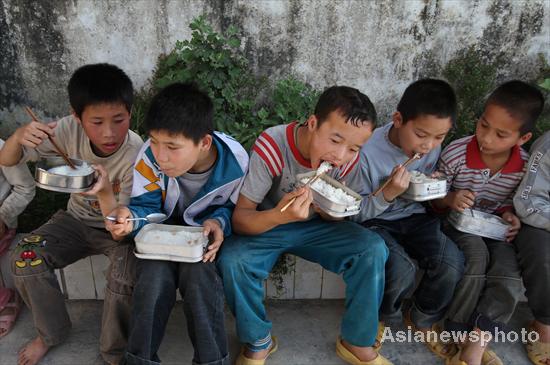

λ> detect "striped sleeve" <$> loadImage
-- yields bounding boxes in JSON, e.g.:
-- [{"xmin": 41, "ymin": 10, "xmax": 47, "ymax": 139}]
[
  {"xmin": 438, "ymin": 140, "xmax": 468, "ymax": 191},
  {"xmin": 251, "ymin": 132, "xmax": 284, "ymax": 177}
]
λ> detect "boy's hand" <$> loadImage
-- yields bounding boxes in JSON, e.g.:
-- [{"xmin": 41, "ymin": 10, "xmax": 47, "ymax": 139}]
[
  {"xmin": 277, "ymin": 186, "xmax": 313, "ymax": 223},
  {"xmin": 81, "ymin": 164, "xmax": 112, "ymax": 196},
  {"xmin": 382, "ymin": 165, "xmax": 410, "ymax": 202},
  {"xmin": 446, "ymin": 190, "xmax": 476, "ymax": 212},
  {"xmin": 15, "ymin": 121, "xmax": 57, "ymax": 148},
  {"xmin": 105, "ymin": 206, "xmax": 133, "ymax": 239},
  {"xmin": 502, "ymin": 211, "xmax": 521, "ymax": 242},
  {"xmin": 202, "ymin": 219, "xmax": 224, "ymax": 262}
]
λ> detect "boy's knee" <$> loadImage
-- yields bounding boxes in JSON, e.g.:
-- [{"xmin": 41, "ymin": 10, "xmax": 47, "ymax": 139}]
[
  {"xmin": 358, "ymin": 229, "xmax": 389, "ymax": 261},
  {"xmin": 11, "ymin": 234, "xmax": 50, "ymax": 277}
]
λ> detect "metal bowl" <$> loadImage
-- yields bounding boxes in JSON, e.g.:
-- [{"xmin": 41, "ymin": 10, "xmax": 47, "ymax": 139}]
[
  {"xmin": 448, "ymin": 209, "xmax": 510, "ymax": 241},
  {"xmin": 296, "ymin": 172, "xmax": 362, "ymax": 217},
  {"xmin": 134, "ymin": 224, "xmax": 208, "ymax": 262},
  {"xmin": 35, "ymin": 157, "xmax": 95, "ymax": 193},
  {"xmin": 401, "ymin": 173, "xmax": 447, "ymax": 202}
]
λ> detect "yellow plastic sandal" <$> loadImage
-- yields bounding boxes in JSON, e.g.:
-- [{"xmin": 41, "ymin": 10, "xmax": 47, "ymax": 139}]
[
  {"xmin": 481, "ymin": 348, "xmax": 503, "ymax": 365},
  {"xmin": 526, "ymin": 336, "xmax": 550, "ymax": 365},
  {"xmin": 445, "ymin": 350, "xmax": 467, "ymax": 365},
  {"xmin": 445, "ymin": 347, "xmax": 503, "ymax": 365},
  {"xmin": 373, "ymin": 322, "xmax": 385, "ymax": 351},
  {"xmin": 403, "ymin": 311, "xmax": 457, "ymax": 359},
  {"xmin": 336, "ymin": 337, "xmax": 394, "ymax": 365},
  {"xmin": 235, "ymin": 337, "xmax": 278, "ymax": 365}
]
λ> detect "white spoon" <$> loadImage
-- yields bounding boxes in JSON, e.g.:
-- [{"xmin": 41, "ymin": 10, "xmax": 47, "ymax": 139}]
[{"xmin": 104, "ymin": 212, "xmax": 167, "ymax": 223}]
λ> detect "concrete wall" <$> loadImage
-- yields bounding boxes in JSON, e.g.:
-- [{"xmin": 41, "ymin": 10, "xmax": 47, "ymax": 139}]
[{"xmin": 1, "ymin": 0, "xmax": 548, "ymax": 138}]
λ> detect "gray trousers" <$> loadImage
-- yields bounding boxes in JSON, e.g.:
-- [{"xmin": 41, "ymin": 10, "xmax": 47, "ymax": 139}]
[
  {"xmin": 515, "ymin": 224, "xmax": 550, "ymax": 325},
  {"xmin": 443, "ymin": 225, "xmax": 523, "ymax": 333},
  {"xmin": 10, "ymin": 210, "xmax": 136, "ymax": 364}
]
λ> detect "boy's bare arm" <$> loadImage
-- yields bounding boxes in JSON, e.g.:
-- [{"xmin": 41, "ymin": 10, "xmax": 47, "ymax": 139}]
[
  {"xmin": 81, "ymin": 164, "xmax": 118, "ymax": 217},
  {"xmin": 232, "ymin": 188, "xmax": 313, "ymax": 235}
]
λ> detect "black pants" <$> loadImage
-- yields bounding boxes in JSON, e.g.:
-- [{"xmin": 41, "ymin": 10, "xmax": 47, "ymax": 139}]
[
  {"xmin": 123, "ymin": 259, "xmax": 229, "ymax": 365},
  {"xmin": 515, "ymin": 224, "xmax": 550, "ymax": 325}
]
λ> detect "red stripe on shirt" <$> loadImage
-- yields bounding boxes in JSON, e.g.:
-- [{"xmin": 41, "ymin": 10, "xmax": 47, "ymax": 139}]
[{"xmin": 252, "ymin": 145, "xmax": 277, "ymax": 177}]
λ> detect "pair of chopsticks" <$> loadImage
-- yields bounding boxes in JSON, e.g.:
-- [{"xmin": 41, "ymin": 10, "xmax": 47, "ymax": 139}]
[
  {"xmin": 371, "ymin": 153, "xmax": 422, "ymax": 196},
  {"xmin": 25, "ymin": 107, "xmax": 76, "ymax": 169},
  {"xmin": 280, "ymin": 173, "xmax": 323, "ymax": 212}
]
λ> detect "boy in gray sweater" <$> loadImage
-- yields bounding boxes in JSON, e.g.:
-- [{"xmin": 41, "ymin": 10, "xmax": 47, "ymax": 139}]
[{"xmin": 352, "ymin": 79, "xmax": 464, "ymax": 360}]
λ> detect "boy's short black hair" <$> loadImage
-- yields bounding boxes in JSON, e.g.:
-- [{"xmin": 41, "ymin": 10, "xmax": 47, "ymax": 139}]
[
  {"xmin": 397, "ymin": 78, "xmax": 457, "ymax": 125},
  {"xmin": 485, "ymin": 80, "xmax": 544, "ymax": 135},
  {"xmin": 145, "ymin": 83, "xmax": 213, "ymax": 144},
  {"xmin": 314, "ymin": 86, "xmax": 377, "ymax": 128},
  {"xmin": 68, "ymin": 63, "xmax": 133, "ymax": 118}
]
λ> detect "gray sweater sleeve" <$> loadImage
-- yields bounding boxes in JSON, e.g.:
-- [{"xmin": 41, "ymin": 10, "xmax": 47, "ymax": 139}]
[
  {"xmin": 513, "ymin": 132, "xmax": 550, "ymax": 231},
  {"xmin": 0, "ymin": 162, "xmax": 36, "ymax": 228},
  {"xmin": 346, "ymin": 159, "xmax": 391, "ymax": 223}
]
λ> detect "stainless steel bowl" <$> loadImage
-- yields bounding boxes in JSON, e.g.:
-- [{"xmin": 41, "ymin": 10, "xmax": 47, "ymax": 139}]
[
  {"xmin": 35, "ymin": 157, "xmax": 95, "ymax": 193},
  {"xmin": 448, "ymin": 209, "xmax": 510, "ymax": 241},
  {"xmin": 401, "ymin": 175, "xmax": 447, "ymax": 201},
  {"xmin": 134, "ymin": 224, "xmax": 208, "ymax": 262},
  {"xmin": 296, "ymin": 172, "xmax": 362, "ymax": 217}
]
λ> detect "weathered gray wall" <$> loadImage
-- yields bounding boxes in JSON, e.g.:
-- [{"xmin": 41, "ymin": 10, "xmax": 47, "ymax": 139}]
[{"xmin": 1, "ymin": 0, "xmax": 548, "ymax": 138}]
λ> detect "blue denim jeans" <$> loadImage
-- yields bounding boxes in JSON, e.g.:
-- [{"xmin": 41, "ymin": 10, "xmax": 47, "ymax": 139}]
[
  {"xmin": 217, "ymin": 217, "xmax": 388, "ymax": 348},
  {"xmin": 123, "ymin": 259, "xmax": 229, "ymax": 365},
  {"xmin": 363, "ymin": 214, "xmax": 464, "ymax": 328}
]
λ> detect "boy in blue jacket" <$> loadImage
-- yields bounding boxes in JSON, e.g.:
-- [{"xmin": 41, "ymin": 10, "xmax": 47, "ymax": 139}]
[{"xmin": 106, "ymin": 83, "xmax": 249, "ymax": 365}]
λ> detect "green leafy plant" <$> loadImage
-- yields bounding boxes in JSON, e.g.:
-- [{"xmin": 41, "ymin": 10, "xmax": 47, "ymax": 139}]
[{"xmin": 442, "ymin": 46, "xmax": 499, "ymax": 144}]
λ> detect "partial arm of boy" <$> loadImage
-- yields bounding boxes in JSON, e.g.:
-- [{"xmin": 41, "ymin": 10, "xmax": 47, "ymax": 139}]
[
  {"xmin": 232, "ymin": 187, "xmax": 313, "ymax": 235},
  {"xmin": 513, "ymin": 135, "xmax": 550, "ymax": 231},
  {"xmin": 0, "ymin": 163, "xmax": 36, "ymax": 229},
  {"xmin": 349, "ymin": 162, "xmax": 398, "ymax": 223},
  {"xmin": 81, "ymin": 164, "xmax": 118, "ymax": 217},
  {"xmin": 432, "ymin": 148, "xmax": 476, "ymax": 212}
]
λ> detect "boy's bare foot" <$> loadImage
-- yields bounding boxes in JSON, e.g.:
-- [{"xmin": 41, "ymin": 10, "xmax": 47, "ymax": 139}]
[
  {"xmin": 533, "ymin": 320, "xmax": 550, "ymax": 343},
  {"xmin": 459, "ymin": 330, "xmax": 489, "ymax": 365},
  {"xmin": 18, "ymin": 337, "xmax": 50, "ymax": 365},
  {"xmin": 341, "ymin": 339, "xmax": 378, "ymax": 362}
]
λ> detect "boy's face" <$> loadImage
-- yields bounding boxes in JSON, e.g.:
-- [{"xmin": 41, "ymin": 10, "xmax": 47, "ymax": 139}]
[
  {"xmin": 149, "ymin": 130, "xmax": 210, "ymax": 178},
  {"xmin": 75, "ymin": 102, "xmax": 130, "ymax": 157},
  {"xmin": 475, "ymin": 103, "xmax": 532, "ymax": 157},
  {"xmin": 307, "ymin": 110, "xmax": 373, "ymax": 169},
  {"xmin": 392, "ymin": 112, "xmax": 452, "ymax": 157}
]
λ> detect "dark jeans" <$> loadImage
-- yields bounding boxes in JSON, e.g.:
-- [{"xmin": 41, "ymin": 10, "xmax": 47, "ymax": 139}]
[
  {"xmin": 515, "ymin": 224, "xmax": 550, "ymax": 325},
  {"xmin": 443, "ymin": 225, "xmax": 523, "ymax": 334},
  {"xmin": 363, "ymin": 214, "xmax": 464, "ymax": 328},
  {"xmin": 123, "ymin": 259, "xmax": 229, "ymax": 365}
]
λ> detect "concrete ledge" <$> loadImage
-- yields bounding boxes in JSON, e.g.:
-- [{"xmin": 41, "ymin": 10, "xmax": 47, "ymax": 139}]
[{"xmin": 1, "ymin": 234, "xmax": 528, "ymax": 301}]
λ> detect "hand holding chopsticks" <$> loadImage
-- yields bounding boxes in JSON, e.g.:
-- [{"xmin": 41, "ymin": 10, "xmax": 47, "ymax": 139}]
[
  {"xmin": 280, "ymin": 173, "xmax": 322, "ymax": 212},
  {"xmin": 24, "ymin": 107, "xmax": 76, "ymax": 169},
  {"xmin": 371, "ymin": 153, "xmax": 422, "ymax": 197},
  {"xmin": 280, "ymin": 162, "xmax": 333, "ymax": 213}
]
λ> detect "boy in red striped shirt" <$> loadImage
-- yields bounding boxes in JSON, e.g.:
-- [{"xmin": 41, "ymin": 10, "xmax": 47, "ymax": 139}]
[{"xmin": 435, "ymin": 80, "xmax": 544, "ymax": 365}]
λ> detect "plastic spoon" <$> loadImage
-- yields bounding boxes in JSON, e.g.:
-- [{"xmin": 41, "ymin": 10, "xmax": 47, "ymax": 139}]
[{"xmin": 104, "ymin": 213, "xmax": 167, "ymax": 223}]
